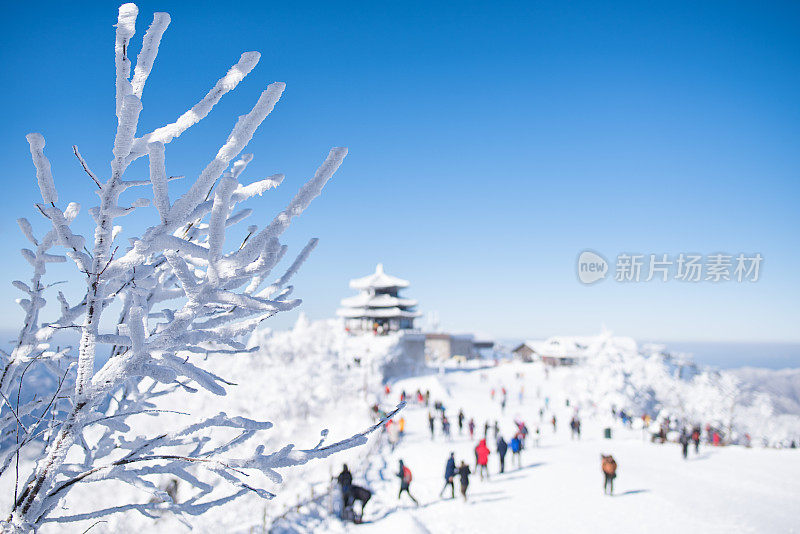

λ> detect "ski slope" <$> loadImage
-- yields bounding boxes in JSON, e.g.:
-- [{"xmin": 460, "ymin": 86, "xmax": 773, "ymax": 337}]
[{"xmin": 337, "ymin": 362, "xmax": 800, "ymax": 534}]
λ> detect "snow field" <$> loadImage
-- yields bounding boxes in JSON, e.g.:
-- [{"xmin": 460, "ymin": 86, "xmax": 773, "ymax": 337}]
[{"xmin": 349, "ymin": 362, "xmax": 800, "ymax": 534}]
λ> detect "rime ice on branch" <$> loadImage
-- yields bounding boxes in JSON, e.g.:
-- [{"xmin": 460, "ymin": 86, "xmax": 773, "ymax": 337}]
[{"xmin": 0, "ymin": 4, "xmax": 393, "ymax": 531}]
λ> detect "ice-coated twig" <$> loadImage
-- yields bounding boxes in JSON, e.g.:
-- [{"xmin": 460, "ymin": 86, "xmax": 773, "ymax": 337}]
[
  {"xmin": 127, "ymin": 52, "xmax": 262, "ymax": 164},
  {"xmin": 130, "ymin": 12, "xmax": 170, "ymax": 99}
]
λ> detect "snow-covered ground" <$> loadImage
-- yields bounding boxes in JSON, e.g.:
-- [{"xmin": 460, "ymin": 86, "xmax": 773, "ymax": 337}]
[
  {"xmin": 333, "ymin": 364, "xmax": 800, "ymax": 534},
  {"xmin": 5, "ymin": 319, "xmax": 799, "ymax": 532}
]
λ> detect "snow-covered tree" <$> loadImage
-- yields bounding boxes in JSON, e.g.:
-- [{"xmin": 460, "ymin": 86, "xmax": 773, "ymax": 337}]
[{"xmin": 0, "ymin": 4, "xmax": 398, "ymax": 531}]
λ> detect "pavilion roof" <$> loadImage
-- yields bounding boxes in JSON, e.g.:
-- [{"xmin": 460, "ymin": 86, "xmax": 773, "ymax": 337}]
[
  {"xmin": 336, "ymin": 306, "xmax": 421, "ymax": 319},
  {"xmin": 340, "ymin": 293, "xmax": 417, "ymax": 308},
  {"xmin": 349, "ymin": 263, "xmax": 410, "ymax": 290}
]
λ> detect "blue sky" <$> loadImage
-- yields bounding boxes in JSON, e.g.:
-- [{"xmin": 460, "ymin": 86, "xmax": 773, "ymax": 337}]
[{"xmin": 1, "ymin": 0, "xmax": 798, "ymax": 342}]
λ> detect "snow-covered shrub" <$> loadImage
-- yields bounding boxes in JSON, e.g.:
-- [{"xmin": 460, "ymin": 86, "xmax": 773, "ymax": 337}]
[
  {"xmin": 558, "ymin": 336, "xmax": 794, "ymax": 443},
  {"xmin": 0, "ymin": 4, "xmax": 396, "ymax": 532}
]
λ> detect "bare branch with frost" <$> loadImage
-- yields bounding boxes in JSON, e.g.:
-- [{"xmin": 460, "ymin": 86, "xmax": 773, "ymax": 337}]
[{"xmin": 0, "ymin": 4, "xmax": 363, "ymax": 532}]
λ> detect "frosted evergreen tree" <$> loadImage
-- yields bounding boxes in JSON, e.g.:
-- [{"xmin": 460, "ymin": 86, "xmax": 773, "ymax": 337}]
[{"xmin": 0, "ymin": 4, "xmax": 399, "ymax": 531}]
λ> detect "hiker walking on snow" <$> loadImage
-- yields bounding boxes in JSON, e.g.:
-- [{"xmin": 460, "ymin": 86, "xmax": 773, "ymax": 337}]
[
  {"xmin": 483, "ymin": 421, "xmax": 490, "ymax": 438},
  {"xmin": 551, "ymin": 414, "xmax": 557, "ymax": 433},
  {"xmin": 679, "ymin": 429, "xmax": 690, "ymax": 459},
  {"xmin": 439, "ymin": 453, "xmax": 457, "ymax": 499},
  {"xmin": 493, "ymin": 420, "xmax": 500, "ymax": 440},
  {"xmin": 396, "ymin": 460, "xmax": 419, "ymax": 505},
  {"xmin": 442, "ymin": 415, "xmax": 452, "ymax": 440},
  {"xmin": 515, "ymin": 420, "xmax": 529, "ymax": 445},
  {"xmin": 692, "ymin": 426, "xmax": 701, "ymax": 454},
  {"xmin": 496, "ymin": 436, "xmax": 508, "ymax": 473},
  {"xmin": 475, "ymin": 439, "xmax": 491, "ymax": 480},
  {"xmin": 468, "ymin": 418, "xmax": 475, "ymax": 440},
  {"xmin": 336, "ymin": 464, "xmax": 353, "ymax": 513},
  {"xmin": 458, "ymin": 461, "xmax": 471, "ymax": 501},
  {"xmin": 510, "ymin": 434, "xmax": 522, "ymax": 468},
  {"xmin": 458, "ymin": 409, "xmax": 465, "ymax": 434},
  {"xmin": 602, "ymin": 455, "xmax": 617, "ymax": 495},
  {"xmin": 570, "ymin": 416, "xmax": 581, "ymax": 440},
  {"xmin": 428, "ymin": 412, "xmax": 435, "ymax": 440}
]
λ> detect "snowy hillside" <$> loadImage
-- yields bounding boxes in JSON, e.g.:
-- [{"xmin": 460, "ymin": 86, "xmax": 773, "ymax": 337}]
[
  {"xmin": 510, "ymin": 333, "xmax": 798, "ymax": 445},
  {"xmin": 5, "ymin": 318, "xmax": 798, "ymax": 532}
]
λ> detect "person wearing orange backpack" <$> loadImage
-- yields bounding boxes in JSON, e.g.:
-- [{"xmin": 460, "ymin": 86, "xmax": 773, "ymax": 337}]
[
  {"xmin": 601, "ymin": 455, "xmax": 617, "ymax": 495},
  {"xmin": 397, "ymin": 460, "xmax": 419, "ymax": 505}
]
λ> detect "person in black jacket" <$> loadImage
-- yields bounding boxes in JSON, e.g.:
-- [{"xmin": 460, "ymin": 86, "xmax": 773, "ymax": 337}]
[
  {"xmin": 679, "ymin": 429, "xmax": 690, "ymax": 459},
  {"xmin": 336, "ymin": 464, "xmax": 353, "ymax": 512},
  {"xmin": 458, "ymin": 461, "xmax": 471, "ymax": 501},
  {"xmin": 439, "ymin": 452, "xmax": 457, "ymax": 499},
  {"xmin": 496, "ymin": 436, "xmax": 508, "ymax": 473}
]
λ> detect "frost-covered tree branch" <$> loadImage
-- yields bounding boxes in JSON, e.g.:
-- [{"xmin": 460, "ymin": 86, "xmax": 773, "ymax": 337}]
[{"xmin": 0, "ymin": 4, "xmax": 385, "ymax": 531}]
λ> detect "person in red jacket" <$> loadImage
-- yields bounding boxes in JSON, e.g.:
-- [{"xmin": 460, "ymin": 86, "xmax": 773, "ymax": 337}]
[
  {"xmin": 475, "ymin": 439, "xmax": 490, "ymax": 480},
  {"xmin": 396, "ymin": 459, "xmax": 419, "ymax": 505}
]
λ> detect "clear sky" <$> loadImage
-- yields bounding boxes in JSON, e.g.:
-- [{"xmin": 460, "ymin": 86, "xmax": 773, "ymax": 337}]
[{"xmin": 1, "ymin": 0, "xmax": 798, "ymax": 343}]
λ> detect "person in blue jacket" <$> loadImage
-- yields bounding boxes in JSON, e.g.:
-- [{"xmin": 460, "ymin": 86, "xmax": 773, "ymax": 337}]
[
  {"xmin": 496, "ymin": 436, "xmax": 508, "ymax": 473},
  {"xmin": 439, "ymin": 452, "xmax": 457, "ymax": 498},
  {"xmin": 510, "ymin": 434, "xmax": 522, "ymax": 468}
]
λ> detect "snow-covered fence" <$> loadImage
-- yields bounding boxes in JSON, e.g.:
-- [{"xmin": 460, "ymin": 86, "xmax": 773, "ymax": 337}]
[{"xmin": 0, "ymin": 4, "xmax": 399, "ymax": 532}]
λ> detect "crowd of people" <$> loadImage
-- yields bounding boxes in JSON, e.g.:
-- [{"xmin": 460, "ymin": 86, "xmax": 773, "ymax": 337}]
[
  {"xmin": 328, "ymin": 351, "xmax": 800, "ymax": 528},
  {"xmin": 646, "ymin": 412, "xmax": 734, "ymax": 458},
  {"xmin": 340, "ymin": 380, "xmax": 740, "ymax": 524},
  {"xmin": 336, "ymin": 383, "xmax": 551, "ymax": 522}
]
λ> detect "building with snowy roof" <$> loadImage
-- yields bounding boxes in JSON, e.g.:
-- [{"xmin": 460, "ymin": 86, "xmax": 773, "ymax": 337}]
[
  {"xmin": 337, "ymin": 263, "xmax": 421, "ymax": 333},
  {"xmin": 512, "ymin": 338, "xmax": 587, "ymax": 365},
  {"xmin": 511, "ymin": 328, "xmax": 637, "ymax": 366},
  {"xmin": 513, "ymin": 331, "xmax": 636, "ymax": 366},
  {"xmin": 537, "ymin": 337, "xmax": 592, "ymax": 366},
  {"xmin": 512, "ymin": 340, "xmax": 543, "ymax": 362}
]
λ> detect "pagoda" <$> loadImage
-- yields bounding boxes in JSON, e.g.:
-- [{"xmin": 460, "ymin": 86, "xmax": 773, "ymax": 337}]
[{"xmin": 337, "ymin": 263, "xmax": 421, "ymax": 333}]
